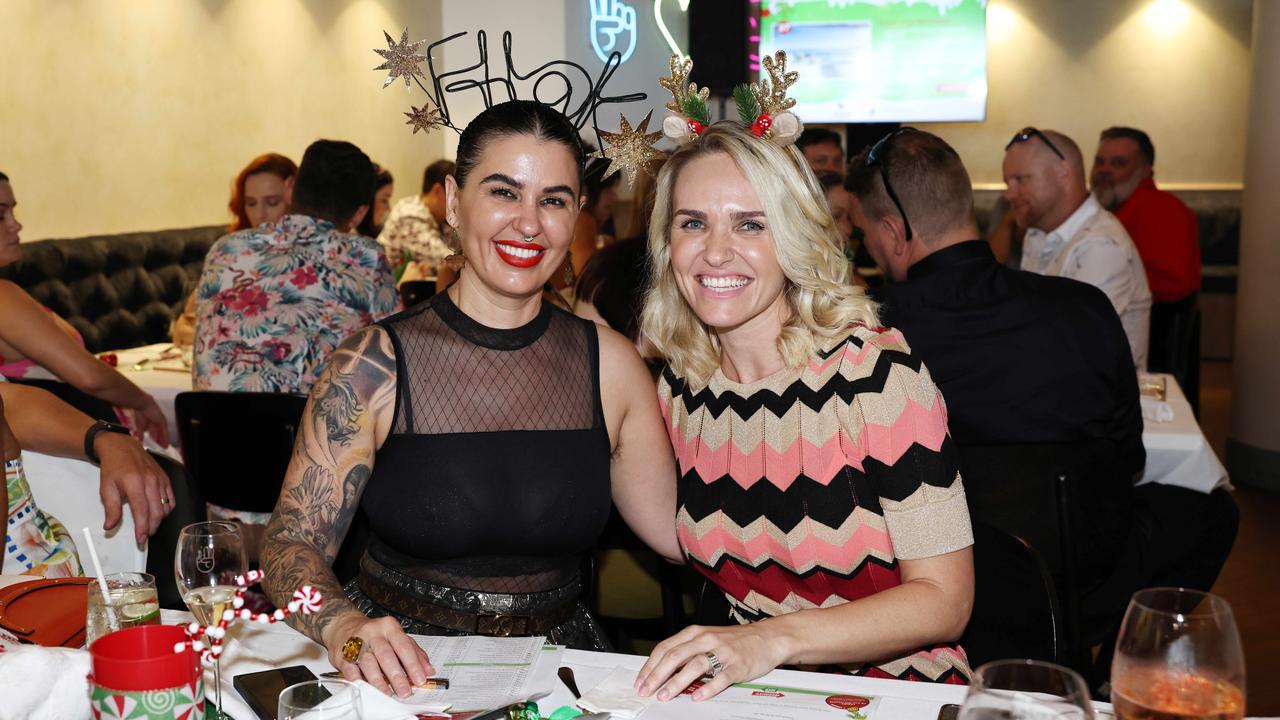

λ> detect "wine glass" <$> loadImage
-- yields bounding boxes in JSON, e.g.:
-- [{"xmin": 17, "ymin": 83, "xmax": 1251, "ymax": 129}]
[
  {"xmin": 175, "ymin": 521, "xmax": 247, "ymax": 719},
  {"xmin": 959, "ymin": 659, "xmax": 1094, "ymax": 720},
  {"xmin": 1111, "ymin": 588, "xmax": 1245, "ymax": 720},
  {"xmin": 279, "ymin": 679, "xmax": 362, "ymax": 720}
]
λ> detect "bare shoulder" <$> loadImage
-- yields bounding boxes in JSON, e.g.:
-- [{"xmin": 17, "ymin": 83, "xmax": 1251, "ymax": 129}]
[{"xmin": 595, "ymin": 323, "xmax": 652, "ymax": 389}]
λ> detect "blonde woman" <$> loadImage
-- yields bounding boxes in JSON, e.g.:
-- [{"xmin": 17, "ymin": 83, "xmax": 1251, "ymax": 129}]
[{"xmin": 636, "ymin": 124, "xmax": 975, "ymax": 700}]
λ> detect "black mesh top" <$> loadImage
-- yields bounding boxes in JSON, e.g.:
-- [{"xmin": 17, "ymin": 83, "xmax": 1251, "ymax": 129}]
[{"xmin": 360, "ymin": 291, "xmax": 613, "ymax": 593}]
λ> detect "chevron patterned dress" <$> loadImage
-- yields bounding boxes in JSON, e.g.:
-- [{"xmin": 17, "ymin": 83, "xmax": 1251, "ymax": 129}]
[{"xmin": 660, "ymin": 325, "xmax": 974, "ymax": 684}]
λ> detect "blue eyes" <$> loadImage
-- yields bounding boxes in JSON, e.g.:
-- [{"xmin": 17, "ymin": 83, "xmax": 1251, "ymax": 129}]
[{"xmin": 676, "ymin": 219, "xmax": 766, "ymax": 232}]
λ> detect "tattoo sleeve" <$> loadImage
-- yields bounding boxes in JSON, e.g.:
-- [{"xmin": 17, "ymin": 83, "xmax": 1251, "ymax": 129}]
[{"xmin": 260, "ymin": 326, "xmax": 396, "ymax": 645}]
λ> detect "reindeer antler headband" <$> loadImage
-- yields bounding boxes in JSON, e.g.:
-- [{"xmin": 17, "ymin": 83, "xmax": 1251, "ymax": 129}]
[{"xmin": 660, "ymin": 51, "xmax": 805, "ymax": 148}]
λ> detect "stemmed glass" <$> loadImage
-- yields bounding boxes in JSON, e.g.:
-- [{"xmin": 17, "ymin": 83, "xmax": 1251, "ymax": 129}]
[
  {"xmin": 1111, "ymin": 588, "xmax": 1245, "ymax": 720},
  {"xmin": 278, "ymin": 679, "xmax": 363, "ymax": 720},
  {"xmin": 959, "ymin": 659, "xmax": 1094, "ymax": 719},
  {"xmin": 175, "ymin": 521, "xmax": 247, "ymax": 719}
]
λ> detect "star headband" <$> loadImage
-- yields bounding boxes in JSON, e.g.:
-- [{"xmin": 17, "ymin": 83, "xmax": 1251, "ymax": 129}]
[{"xmin": 373, "ymin": 29, "xmax": 650, "ymax": 152}]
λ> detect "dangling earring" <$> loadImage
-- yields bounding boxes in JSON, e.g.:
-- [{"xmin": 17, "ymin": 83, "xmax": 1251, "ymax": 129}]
[
  {"xmin": 445, "ymin": 224, "xmax": 465, "ymax": 270},
  {"xmin": 563, "ymin": 249, "xmax": 575, "ymax": 287}
]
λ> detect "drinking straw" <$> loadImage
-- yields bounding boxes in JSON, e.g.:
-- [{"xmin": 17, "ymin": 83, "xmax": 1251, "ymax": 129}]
[{"xmin": 81, "ymin": 527, "xmax": 119, "ymax": 633}]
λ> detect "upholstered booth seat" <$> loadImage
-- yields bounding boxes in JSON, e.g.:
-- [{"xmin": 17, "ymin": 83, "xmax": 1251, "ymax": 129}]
[{"xmin": 0, "ymin": 226, "xmax": 225, "ymax": 352}]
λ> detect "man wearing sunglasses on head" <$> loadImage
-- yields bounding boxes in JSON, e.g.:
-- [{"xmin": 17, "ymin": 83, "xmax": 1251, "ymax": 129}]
[{"xmin": 1002, "ymin": 127, "xmax": 1152, "ymax": 369}]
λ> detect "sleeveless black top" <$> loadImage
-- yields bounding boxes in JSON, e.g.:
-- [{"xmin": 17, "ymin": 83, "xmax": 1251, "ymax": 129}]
[{"xmin": 360, "ymin": 292, "xmax": 612, "ymax": 594}]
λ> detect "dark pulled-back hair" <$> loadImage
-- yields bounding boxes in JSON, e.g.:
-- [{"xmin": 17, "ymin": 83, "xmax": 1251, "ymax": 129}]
[
  {"xmin": 1099, "ymin": 126, "xmax": 1156, "ymax": 166},
  {"xmin": 290, "ymin": 139, "xmax": 375, "ymax": 226},
  {"xmin": 0, "ymin": 171, "xmax": 8, "ymax": 182},
  {"xmin": 845, "ymin": 129, "xmax": 973, "ymax": 243},
  {"xmin": 421, "ymin": 159, "xmax": 456, "ymax": 194},
  {"xmin": 454, "ymin": 100, "xmax": 587, "ymax": 191},
  {"xmin": 356, "ymin": 163, "xmax": 394, "ymax": 238}
]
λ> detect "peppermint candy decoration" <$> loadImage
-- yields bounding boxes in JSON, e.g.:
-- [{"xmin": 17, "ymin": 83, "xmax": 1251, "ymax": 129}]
[{"xmin": 173, "ymin": 571, "xmax": 323, "ymax": 666}]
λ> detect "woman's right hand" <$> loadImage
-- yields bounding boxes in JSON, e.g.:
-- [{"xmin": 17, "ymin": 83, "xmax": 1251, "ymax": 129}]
[{"xmin": 322, "ymin": 612, "xmax": 435, "ymax": 698}]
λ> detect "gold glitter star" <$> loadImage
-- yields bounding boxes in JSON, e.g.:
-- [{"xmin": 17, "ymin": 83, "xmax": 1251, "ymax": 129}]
[
  {"xmin": 595, "ymin": 110, "xmax": 664, "ymax": 187},
  {"xmin": 404, "ymin": 104, "xmax": 445, "ymax": 135},
  {"xmin": 373, "ymin": 28, "xmax": 427, "ymax": 89}
]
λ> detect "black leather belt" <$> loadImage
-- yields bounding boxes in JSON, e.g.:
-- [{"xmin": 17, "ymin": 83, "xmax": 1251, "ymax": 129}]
[{"xmin": 357, "ymin": 573, "xmax": 577, "ymax": 637}]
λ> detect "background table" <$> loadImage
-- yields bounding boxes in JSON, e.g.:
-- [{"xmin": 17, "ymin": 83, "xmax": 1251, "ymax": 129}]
[{"xmin": 1140, "ymin": 372, "xmax": 1229, "ymax": 493}]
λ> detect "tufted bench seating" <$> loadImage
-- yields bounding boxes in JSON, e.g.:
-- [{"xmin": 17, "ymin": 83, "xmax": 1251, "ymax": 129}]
[{"xmin": 0, "ymin": 226, "xmax": 226, "ymax": 352}]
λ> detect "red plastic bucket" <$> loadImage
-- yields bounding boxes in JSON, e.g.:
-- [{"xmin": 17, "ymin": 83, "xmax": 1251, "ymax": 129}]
[{"xmin": 89, "ymin": 624, "xmax": 200, "ymax": 691}]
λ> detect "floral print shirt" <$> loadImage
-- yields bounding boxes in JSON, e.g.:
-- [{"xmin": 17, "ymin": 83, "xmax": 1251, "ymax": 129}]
[
  {"xmin": 192, "ymin": 214, "xmax": 400, "ymax": 393},
  {"xmin": 376, "ymin": 195, "xmax": 452, "ymax": 271}
]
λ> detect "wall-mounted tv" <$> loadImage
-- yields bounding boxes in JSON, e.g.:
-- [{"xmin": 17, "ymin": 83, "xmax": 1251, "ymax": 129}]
[{"xmin": 756, "ymin": 0, "xmax": 987, "ymax": 123}]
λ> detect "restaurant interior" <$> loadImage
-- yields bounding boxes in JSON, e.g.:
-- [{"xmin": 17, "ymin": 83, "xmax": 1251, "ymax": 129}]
[{"xmin": 1, "ymin": 1, "xmax": 1278, "ymax": 718}]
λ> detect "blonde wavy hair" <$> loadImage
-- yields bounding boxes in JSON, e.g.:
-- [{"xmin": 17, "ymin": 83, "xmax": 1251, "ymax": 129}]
[{"xmin": 640, "ymin": 123, "xmax": 878, "ymax": 386}]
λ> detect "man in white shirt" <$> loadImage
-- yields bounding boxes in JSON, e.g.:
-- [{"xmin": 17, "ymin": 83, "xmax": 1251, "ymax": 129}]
[{"xmin": 1002, "ymin": 128, "xmax": 1152, "ymax": 368}]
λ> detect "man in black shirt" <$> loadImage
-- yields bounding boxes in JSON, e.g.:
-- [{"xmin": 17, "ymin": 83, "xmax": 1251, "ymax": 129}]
[{"xmin": 843, "ymin": 129, "xmax": 1236, "ymax": 682}]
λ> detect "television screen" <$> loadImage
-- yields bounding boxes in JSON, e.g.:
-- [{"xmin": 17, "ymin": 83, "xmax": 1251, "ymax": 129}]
[{"xmin": 756, "ymin": 0, "xmax": 988, "ymax": 123}]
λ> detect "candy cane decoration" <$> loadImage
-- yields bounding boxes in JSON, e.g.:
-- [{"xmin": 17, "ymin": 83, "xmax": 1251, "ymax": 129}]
[{"xmin": 172, "ymin": 570, "xmax": 323, "ymax": 666}]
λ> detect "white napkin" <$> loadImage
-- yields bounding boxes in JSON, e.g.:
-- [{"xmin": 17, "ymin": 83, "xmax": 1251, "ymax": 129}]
[
  {"xmin": 1140, "ymin": 395, "xmax": 1175, "ymax": 423},
  {"xmin": 0, "ymin": 645, "xmax": 92, "ymax": 720},
  {"xmin": 577, "ymin": 666, "xmax": 655, "ymax": 719},
  {"xmin": 289, "ymin": 680, "xmax": 450, "ymax": 720}
]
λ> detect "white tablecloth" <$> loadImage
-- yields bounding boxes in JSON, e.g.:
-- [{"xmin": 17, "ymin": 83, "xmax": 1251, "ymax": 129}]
[
  {"xmin": 159, "ymin": 610, "xmax": 970, "ymax": 720},
  {"xmin": 1139, "ymin": 373, "xmax": 1229, "ymax": 494}
]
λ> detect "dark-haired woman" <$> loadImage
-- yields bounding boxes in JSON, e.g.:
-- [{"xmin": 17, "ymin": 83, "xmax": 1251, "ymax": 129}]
[
  {"xmin": 260, "ymin": 100, "xmax": 681, "ymax": 699},
  {"xmin": 356, "ymin": 164, "xmax": 394, "ymax": 239},
  {"xmin": 0, "ymin": 172, "xmax": 171, "ymax": 445}
]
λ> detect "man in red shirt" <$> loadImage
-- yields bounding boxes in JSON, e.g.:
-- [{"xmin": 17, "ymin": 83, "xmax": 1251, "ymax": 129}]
[{"xmin": 1091, "ymin": 127, "xmax": 1201, "ymax": 402}]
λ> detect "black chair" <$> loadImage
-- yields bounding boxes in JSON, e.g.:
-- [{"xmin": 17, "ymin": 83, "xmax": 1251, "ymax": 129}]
[
  {"xmin": 957, "ymin": 440, "xmax": 1132, "ymax": 675},
  {"xmin": 399, "ymin": 280, "xmax": 436, "ymax": 308},
  {"xmin": 174, "ymin": 390, "xmax": 372, "ymax": 585},
  {"xmin": 145, "ymin": 452, "xmax": 204, "ymax": 610},
  {"xmin": 7, "ymin": 377, "xmax": 116, "ymax": 422},
  {"xmin": 1148, "ymin": 294, "xmax": 1201, "ymax": 416},
  {"xmin": 959, "ymin": 521, "xmax": 1062, "ymax": 667},
  {"xmin": 175, "ymin": 391, "xmax": 309, "ymax": 515},
  {"xmin": 587, "ymin": 507, "xmax": 693, "ymax": 652}
]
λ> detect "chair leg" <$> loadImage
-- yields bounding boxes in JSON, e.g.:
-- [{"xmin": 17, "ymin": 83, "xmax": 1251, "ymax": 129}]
[{"xmin": 1054, "ymin": 473, "xmax": 1090, "ymax": 676}]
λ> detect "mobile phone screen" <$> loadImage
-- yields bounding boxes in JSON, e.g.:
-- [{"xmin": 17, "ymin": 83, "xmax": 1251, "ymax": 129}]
[
  {"xmin": 937, "ymin": 703, "xmax": 962, "ymax": 720},
  {"xmin": 233, "ymin": 665, "xmax": 325, "ymax": 720}
]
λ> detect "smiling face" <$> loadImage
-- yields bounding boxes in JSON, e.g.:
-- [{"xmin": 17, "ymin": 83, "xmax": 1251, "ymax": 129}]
[
  {"xmin": 0, "ymin": 181, "xmax": 22, "ymax": 267},
  {"xmin": 446, "ymin": 133, "xmax": 582, "ymax": 300},
  {"xmin": 668, "ymin": 153, "xmax": 789, "ymax": 337},
  {"xmin": 243, "ymin": 172, "xmax": 291, "ymax": 228},
  {"xmin": 1091, "ymin": 137, "xmax": 1149, "ymax": 210},
  {"xmin": 1002, "ymin": 141, "xmax": 1062, "ymax": 231}
]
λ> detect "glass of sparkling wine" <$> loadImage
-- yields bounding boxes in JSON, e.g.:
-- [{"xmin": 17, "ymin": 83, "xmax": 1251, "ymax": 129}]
[
  {"xmin": 175, "ymin": 521, "xmax": 246, "ymax": 719},
  {"xmin": 1111, "ymin": 588, "xmax": 1245, "ymax": 720},
  {"xmin": 86, "ymin": 572, "xmax": 160, "ymax": 645},
  {"xmin": 958, "ymin": 659, "xmax": 1094, "ymax": 720}
]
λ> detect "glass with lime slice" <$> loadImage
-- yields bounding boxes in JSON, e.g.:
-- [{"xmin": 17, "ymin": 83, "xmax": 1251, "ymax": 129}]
[{"xmin": 87, "ymin": 572, "xmax": 161, "ymax": 645}]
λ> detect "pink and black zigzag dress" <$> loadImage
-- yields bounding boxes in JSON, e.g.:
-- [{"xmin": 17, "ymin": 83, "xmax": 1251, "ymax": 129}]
[{"xmin": 659, "ymin": 325, "xmax": 974, "ymax": 684}]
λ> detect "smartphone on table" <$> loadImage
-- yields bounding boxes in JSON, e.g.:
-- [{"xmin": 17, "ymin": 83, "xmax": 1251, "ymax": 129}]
[{"xmin": 233, "ymin": 665, "xmax": 327, "ymax": 720}]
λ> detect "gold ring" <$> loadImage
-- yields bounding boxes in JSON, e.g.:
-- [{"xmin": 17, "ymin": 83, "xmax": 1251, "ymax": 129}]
[
  {"xmin": 342, "ymin": 636, "xmax": 364, "ymax": 664},
  {"xmin": 161, "ymin": 497, "xmax": 170, "ymax": 505}
]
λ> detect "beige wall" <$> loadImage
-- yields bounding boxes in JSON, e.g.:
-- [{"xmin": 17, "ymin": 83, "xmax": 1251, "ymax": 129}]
[
  {"xmin": 922, "ymin": 0, "xmax": 1251, "ymax": 189},
  {"xmin": 1, "ymin": 0, "xmax": 1252, "ymax": 241},
  {"xmin": 0, "ymin": 0, "xmax": 445, "ymax": 241}
]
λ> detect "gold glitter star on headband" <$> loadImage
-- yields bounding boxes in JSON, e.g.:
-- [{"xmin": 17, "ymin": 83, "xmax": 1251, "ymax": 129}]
[
  {"xmin": 374, "ymin": 28, "xmax": 427, "ymax": 89},
  {"xmin": 404, "ymin": 104, "xmax": 445, "ymax": 135},
  {"xmin": 595, "ymin": 110, "xmax": 663, "ymax": 187}
]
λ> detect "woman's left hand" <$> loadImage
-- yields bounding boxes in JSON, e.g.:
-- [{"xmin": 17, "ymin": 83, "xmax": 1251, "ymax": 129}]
[{"xmin": 635, "ymin": 623, "xmax": 788, "ymax": 702}]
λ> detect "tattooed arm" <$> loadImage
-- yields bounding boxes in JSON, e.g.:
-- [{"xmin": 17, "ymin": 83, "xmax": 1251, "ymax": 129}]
[{"xmin": 260, "ymin": 326, "xmax": 432, "ymax": 698}]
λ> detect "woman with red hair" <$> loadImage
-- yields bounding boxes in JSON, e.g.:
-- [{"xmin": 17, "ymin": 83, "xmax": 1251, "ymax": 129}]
[{"xmin": 172, "ymin": 153, "xmax": 298, "ymax": 346}]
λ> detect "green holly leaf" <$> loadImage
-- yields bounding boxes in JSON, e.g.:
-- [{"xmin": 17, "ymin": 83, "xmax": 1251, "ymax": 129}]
[{"xmin": 733, "ymin": 83, "xmax": 760, "ymax": 125}]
